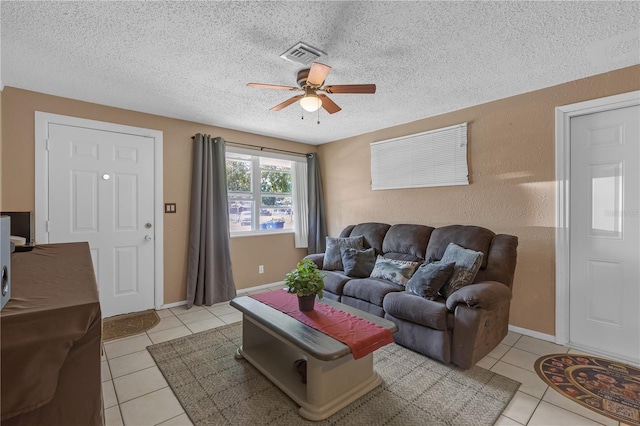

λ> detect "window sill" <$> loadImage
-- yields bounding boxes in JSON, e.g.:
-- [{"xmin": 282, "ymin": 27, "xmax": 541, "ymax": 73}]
[{"xmin": 230, "ymin": 229, "xmax": 295, "ymax": 239}]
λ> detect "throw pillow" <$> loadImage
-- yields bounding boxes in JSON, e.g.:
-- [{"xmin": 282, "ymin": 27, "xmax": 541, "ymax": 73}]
[
  {"xmin": 369, "ymin": 256, "xmax": 419, "ymax": 286},
  {"xmin": 340, "ymin": 247, "xmax": 376, "ymax": 278},
  {"xmin": 323, "ymin": 235, "xmax": 365, "ymax": 270},
  {"xmin": 439, "ymin": 242, "xmax": 484, "ymax": 298},
  {"xmin": 405, "ymin": 261, "xmax": 455, "ymax": 300}
]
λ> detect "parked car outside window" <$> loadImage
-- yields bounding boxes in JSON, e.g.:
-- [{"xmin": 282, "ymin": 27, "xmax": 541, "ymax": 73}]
[{"xmin": 239, "ymin": 211, "xmax": 251, "ymax": 226}]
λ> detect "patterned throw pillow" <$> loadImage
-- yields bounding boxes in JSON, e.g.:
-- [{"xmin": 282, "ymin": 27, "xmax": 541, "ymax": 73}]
[
  {"xmin": 405, "ymin": 261, "xmax": 455, "ymax": 300},
  {"xmin": 369, "ymin": 256, "xmax": 419, "ymax": 286},
  {"xmin": 323, "ymin": 235, "xmax": 365, "ymax": 270},
  {"xmin": 439, "ymin": 243, "xmax": 484, "ymax": 298},
  {"xmin": 340, "ymin": 247, "xmax": 376, "ymax": 278}
]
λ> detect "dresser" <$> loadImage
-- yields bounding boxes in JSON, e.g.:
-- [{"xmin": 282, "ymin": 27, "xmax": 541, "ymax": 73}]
[{"xmin": 0, "ymin": 243, "xmax": 103, "ymax": 425}]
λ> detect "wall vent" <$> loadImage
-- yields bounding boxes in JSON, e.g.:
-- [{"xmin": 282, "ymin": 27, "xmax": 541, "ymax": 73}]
[{"xmin": 280, "ymin": 42, "xmax": 326, "ymax": 65}]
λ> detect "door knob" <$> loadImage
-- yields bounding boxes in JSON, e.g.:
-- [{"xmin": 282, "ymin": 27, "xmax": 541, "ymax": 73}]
[{"xmin": 145, "ymin": 235, "xmax": 153, "ymax": 241}]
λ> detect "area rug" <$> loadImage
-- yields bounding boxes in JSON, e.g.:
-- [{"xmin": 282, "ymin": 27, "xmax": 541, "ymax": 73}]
[
  {"xmin": 148, "ymin": 323, "xmax": 520, "ymax": 425},
  {"xmin": 534, "ymin": 353, "xmax": 640, "ymax": 425},
  {"xmin": 102, "ymin": 309, "xmax": 160, "ymax": 342}
]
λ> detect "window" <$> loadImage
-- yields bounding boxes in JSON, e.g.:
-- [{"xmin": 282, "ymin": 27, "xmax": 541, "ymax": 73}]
[{"xmin": 227, "ymin": 147, "xmax": 306, "ymax": 236}]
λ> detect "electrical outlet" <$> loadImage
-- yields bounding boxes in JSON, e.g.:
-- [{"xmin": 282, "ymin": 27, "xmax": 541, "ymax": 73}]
[{"xmin": 258, "ymin": 265, "xmax": 264, "ymax": 274}]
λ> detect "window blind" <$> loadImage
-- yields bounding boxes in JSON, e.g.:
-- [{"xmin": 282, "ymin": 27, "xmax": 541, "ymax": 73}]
[{"xmin": 370, "ymin": 123, "xmax": 468, "ymax": 190}]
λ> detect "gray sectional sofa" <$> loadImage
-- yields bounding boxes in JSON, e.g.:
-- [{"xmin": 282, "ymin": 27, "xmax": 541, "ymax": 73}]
[{"xmin": 305, "ymin": 222, "xmax": 518, "ymax": 369}]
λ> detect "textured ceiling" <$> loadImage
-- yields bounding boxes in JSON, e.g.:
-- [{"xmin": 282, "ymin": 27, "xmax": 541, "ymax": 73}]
[{"xmin": 2, "ymin": 1, "xmax": 639, "ymax": 145}]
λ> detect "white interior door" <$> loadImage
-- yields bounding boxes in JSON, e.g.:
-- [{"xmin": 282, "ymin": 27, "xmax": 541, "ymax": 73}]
[
  {"xmin": 569, "ymin": 105, "xmax": 640, "ymax": 364},
  {"xmin": 47, "ymin": 124, "xmax": 156, "ymax": 318}
]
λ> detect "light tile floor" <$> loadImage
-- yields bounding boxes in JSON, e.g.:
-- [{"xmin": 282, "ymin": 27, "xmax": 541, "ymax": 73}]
[{"xmin": 102, "ymin": 284, "xmax": 631, "ymax": 426}]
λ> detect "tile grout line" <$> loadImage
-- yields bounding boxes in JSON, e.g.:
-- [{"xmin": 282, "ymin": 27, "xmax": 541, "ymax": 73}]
[
  {"xmin": 538, "ymin": 387, "xmax": 616, "ymax": 426},
  {"xmin": 154, "ymin": 412, "xmax": 188, "ymax": 426},
  {"xmin": 103, "ymin": 298, "xmax": 254, "ymax": 425},
  {"xmin": 495, "ymin": 333, "xmax": 544, "ymax": 426},
  {"xmin": 493, "ymin": 334, "xmax": 611, "ymax": 426},
  {"xmin": 117, "ymin": 384, "xmax": 170, "ymax": 406},
  {"xmin": 110, "ymin": 364, "xmax": 159, "ymax": 383},
  {"xmin": 111, "ymin": 305, "xmax": 576, "ymax": 426},
  {"xmin": 523, "ymin": 366, "xmax": 545, "ymax": 425}
]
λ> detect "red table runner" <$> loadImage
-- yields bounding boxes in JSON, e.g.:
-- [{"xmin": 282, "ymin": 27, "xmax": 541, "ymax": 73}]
[{"xmin": 249, "ymin": 289, "xmax": 394, "ymax": 360}]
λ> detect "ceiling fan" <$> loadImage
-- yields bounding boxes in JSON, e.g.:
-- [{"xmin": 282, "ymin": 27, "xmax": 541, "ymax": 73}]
[{"xmin": 247, "ymin": 62, "xmax": 376, "ymax": 115}]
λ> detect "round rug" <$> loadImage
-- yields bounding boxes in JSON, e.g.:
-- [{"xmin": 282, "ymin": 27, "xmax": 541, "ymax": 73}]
[{"xmin": 534, "ymin": 353, "xmax": 640, "ymax": 425}]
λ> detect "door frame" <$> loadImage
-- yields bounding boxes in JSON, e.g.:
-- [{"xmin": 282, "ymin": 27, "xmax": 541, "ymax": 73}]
[
  {"xmin": 34, "ymin": 112, "xmax": 164, "ymax": 311},
  {"xmin": 555, "ymin": 90, "xmax": 640, "ymax": 346}
]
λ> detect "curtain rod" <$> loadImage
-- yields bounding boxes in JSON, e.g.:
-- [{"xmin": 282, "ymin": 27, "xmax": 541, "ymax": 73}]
[{"xmin": 191, "ymin": 136, "xmax": 310, "ymax": 158}]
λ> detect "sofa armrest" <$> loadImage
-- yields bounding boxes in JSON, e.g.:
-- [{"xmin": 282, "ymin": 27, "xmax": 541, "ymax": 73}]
[
  {"xmin": 445, "ymin": 281, "xmax": 512, "ymax": 311},
  {"xmin": 303, "ymin": 253, "xmax": 324, "ymax": 270}
]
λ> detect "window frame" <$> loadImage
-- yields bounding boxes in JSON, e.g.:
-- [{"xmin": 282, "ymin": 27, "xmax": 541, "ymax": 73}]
[{"xmin": 226, "ymin": 147, "xmax": 301, "ymax": 237}]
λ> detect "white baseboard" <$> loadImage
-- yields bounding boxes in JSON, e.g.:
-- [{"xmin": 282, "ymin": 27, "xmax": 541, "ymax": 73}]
[
  {"xmin": 160, "ymin": 281, "xmax": 285, "ymax": 310},
  {"xmin": 508, "ymin": 324, "xmax": 556, "ymax": 343},
  {"xmin": 160, "ymin": 300, "xmax": 187, "ymax": 309},
  {"xmin": 236, "ymin": 281, "xmax": 285, "ymax": 294}
]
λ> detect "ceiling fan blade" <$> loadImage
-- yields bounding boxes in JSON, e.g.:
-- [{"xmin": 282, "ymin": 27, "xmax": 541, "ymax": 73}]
[
  {"xmin": 318, "ymin": 94, "xmax": 341, "ymax": 114},
  {"xmin": 307, "ymin": 62, "xmax": 332, "ymax": 86},
  {"xmin": 323, "ymin": 84, "xmax": 376, "ymax": 94},
  {"xmin": 247, "ymin": 83, "xmax": 300, "ymax": 91},
  {"xmin": 270, "ymin": 95, "xmax": 304, "ymax": 111}
]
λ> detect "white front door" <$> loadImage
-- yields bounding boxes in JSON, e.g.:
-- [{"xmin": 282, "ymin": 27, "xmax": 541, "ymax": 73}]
[
  {"xmin": 569, "ymin": 105, "xmax": 640, "ymax": 364},
  {"xmin": 47, "ymin": 123, "xmax": 156, "ymax": 318}
]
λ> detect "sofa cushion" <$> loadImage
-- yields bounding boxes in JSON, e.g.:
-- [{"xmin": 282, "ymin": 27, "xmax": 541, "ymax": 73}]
[
  {"xmin": 323, "ymin": 235, "xmax": 364, "ymax": 270},
  {"xmin": 347, "ymin": 223, "xmax": 391, "ymax": 255},
  {"xmin": 405, "ymin": 261, "xmax": 455, "ymax": 300},
  {"xmin": 382, "ymin": 224, "xmax": 434, "ymax": 262},
  {"xmin": 369, "ymin": 256, "xmax": 419, "ymax": 286},
  {"xmin": 425, "ymin": 225, "xmax": 494, "ymax": 269},
  {"xmin": 341, "ymin": 247, "xmax": 376, "ymax": 278},
  {"xmin": 342, "ymin": 278, "xmax": 404, "ymax": 306},
  {"xmin": 445, "ymin": 281, "xmax": 512, "ymax": 311},
  {"xmin": 338, "ymin": 225, "xmax": 356, "ymax": 238},
  {"xmin": 474, "ymin": 234, "xmax": 519, "ymax": 288},
  {"xmin": 341, "ymin": 296, "xmax": 385, "ymax": 317},
  {"xmin": 439, "ymin": 243, "xmax": 484, "ymax": 298},
  {"xmin": 321, "ymin": 270, "xmax": 351, "ymax": 296},
  {"xmin": 384, "ymin": 313, "xmax": 452, "ymax": 364},
  {"xmin": 383, "ymin": 292, "xmax": 450, "ymax": 330}
]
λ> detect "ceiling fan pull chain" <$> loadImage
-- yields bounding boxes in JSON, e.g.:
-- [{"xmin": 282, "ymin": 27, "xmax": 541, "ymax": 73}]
[
  {"xmin": 317, "ymin": 107, "xmax": 320, "ymax": 125},
  {"xmin": 301, "ymin": 108, "xmax": 304, "ymax": 120}
]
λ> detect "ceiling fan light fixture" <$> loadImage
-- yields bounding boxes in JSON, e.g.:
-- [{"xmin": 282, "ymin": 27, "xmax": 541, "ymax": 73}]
[
  {"xmin": 299, "ymin": 90, "xmax": 322, "ymax": 112},
  {"xmin": 247, "ymin": 62, "xmax": 374, "ymax": 116}
]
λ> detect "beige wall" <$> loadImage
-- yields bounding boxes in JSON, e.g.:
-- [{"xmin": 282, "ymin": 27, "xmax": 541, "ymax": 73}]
[
  {"xmin": 3, "ymin": 65, "xmax": 638, "ymax": 332},
  {"xmin": 317, "ymin": 65, "xmax": 640, "ymax": 336},
  {"xmin": 0, "ymin": 87, "xmax": 313, "ymax": 303}
]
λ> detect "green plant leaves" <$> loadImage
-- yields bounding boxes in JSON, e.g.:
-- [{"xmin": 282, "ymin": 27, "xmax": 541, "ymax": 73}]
[{"xmin": 285, "ymin": 259, "xmax": 326, "ymax": 299}]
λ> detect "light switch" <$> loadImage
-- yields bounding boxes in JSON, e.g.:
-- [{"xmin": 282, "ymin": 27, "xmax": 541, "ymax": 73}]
[{"xmin": 165, "ymin": 203, "xmax": 177, "ymax": 213}]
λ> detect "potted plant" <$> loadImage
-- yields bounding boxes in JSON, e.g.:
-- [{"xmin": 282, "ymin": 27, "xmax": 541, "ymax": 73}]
[{"xmin": 285, "ymin": 259, "xmax": 326, "ymax": 311}]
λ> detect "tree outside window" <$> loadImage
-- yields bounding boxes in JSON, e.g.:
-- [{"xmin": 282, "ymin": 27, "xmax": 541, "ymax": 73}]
[
  {"xmin": 227, "ymin": 151, "xmax": 295, "ymax": 233},
  {"xmin": 227, "ymin": 159, "xmax": 251, "ymax": 193}
]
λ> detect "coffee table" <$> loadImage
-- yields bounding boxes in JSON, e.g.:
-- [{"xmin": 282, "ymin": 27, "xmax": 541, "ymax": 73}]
[{"xmin": 230, "ymin": 295, "xmax": 397, "ymax": 421}]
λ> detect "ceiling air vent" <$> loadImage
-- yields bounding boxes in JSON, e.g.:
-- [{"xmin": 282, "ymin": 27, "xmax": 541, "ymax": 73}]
[{"xmin": 280, "ymin": 42, "xmax": 326, "ymax": 65}]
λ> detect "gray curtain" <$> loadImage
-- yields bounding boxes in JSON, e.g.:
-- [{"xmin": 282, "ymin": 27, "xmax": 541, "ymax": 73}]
[
  {"xmin": 307, "ymin": 153, "xmax": 327, "ymax": 254},
  {"xmin": 186, "ymin": 134, "xmax": 236, "ymax": 308}
]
